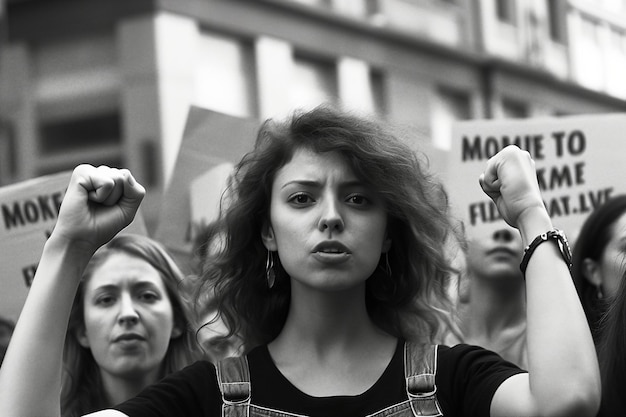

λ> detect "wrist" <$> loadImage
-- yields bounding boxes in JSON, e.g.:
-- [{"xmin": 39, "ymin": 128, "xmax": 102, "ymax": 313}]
[
  {"xmin": 515, "ymin": 205, "xmax": 553, "ymax": 245},
  {"xmin": 519, "ymin": 228, "xmax": 572, "ymax": 277},
  {"xmin": 44, "ymin": 233, "xmax": 99, "ymax": 262}
]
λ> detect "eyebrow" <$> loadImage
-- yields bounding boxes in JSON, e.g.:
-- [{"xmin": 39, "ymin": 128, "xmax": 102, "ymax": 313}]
[
  {"xmin": 280, "ymin": 179, "xmax": 365, "ymax": 190},
  {"xmin": 90, "ymin": 281, "xmax": 162, "ymax": 293}
]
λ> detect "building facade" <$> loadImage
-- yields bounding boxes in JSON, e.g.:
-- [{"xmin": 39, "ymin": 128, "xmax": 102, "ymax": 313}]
[{"xmin": 1, "ymin": 0, "xmax": 625, "ymax": 232}]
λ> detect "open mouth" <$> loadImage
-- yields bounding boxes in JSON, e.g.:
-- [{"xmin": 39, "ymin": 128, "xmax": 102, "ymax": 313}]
[
  {"xmin": 312, "ymin": 242, "xmax": 351, "ymax": 264},
  {"xmin": 312, "ymin": 241, "xmax": 350, "ymax": 254},
  {"xmin": 114, "ymin": 334, "xmax": 145, "ymax": 343}
]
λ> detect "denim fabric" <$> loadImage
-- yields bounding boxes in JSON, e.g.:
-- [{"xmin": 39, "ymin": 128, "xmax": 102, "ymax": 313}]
[{"xmin": 216, "ymin": 342, "xmax": 442, "ymax": 417}]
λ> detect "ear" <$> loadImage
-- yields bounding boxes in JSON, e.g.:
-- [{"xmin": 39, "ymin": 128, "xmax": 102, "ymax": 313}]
[
  {"xmin": 582, "ymin": 258, "xmax": 603, "ymax": 287},
  {"xmin": 261, "ymin": 221, "xmax": 278, "ymax": 251},
  {"xmin": 170, "ymin": 322, "xmax": 184, "ymax": 339},
  {"xmin": 75, "ymin": 325, "xmax": 90, "ymax": 348},
  {"xmin": 382, "ymin": 237, "xmax": 392, "ymax": 253}
]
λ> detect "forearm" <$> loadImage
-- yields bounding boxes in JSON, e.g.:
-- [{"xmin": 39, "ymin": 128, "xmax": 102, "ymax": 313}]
[
  {"xmin": 0, "ymin": 236, "xmax": 95, "ymax": 416},
  {"xmin": 520, "ymin": 210, "xmax": 601, "ymax": 416}
]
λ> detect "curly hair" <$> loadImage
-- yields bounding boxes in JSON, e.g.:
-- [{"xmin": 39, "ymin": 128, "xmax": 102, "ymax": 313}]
[
  {"xmin": 61, "ymin": 234, "xmax": 201, "ymax": 417},
  {"xmin": 571, "ymin": 194, "xmax": 626, "ymax": 339},
  {"xmin": 194, "ymin": 105, "xmax": 459, "ymax": 351}
]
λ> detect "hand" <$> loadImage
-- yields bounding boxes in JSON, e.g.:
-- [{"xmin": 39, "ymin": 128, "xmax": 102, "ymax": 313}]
[
  {"xmin": 51, "ymin": 165, "xmax": 146, "ymax": 253},
  {"xmin": 479, "ymin": 145, "xmax": 547, "ymax": 231}
]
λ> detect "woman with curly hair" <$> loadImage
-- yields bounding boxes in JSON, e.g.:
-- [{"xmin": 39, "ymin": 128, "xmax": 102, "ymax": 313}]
[{"xmin": 0, "ymin": 106, "xmax": 599, "ymax": 417}]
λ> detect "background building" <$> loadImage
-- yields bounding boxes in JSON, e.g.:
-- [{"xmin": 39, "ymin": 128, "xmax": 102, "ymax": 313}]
[{"xmin": 1, "ymin": 0, "xmax": 625, "ymax": 235}]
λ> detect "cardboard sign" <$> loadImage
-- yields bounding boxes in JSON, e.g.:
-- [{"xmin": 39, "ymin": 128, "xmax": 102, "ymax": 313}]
[
  {"xmin": 0, "ymin": 171, "xmax": 148, "ymax": 321},
  {"xmin": 154, "ymin": 107, "xmax": 259, "ymax": 265},
  {"xmin": 448, "ymin": 113, "xmax": 626, "ymax": 241}
]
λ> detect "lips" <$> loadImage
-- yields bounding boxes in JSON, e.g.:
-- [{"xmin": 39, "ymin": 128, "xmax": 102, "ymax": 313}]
[
  {"xmin": 312, "ymin": 241, "xmax": 350, "ymax": 254},
  {"xmin": 113, "ymin": 333, "xmax": 146, "ymax": 343},
  {"xmin": 312, "ymin": 241, "xmax": 351, "ymax": 265},
  {"xmin": 487, "ymin": 247, "xmax": 517, "ymax": 257}
]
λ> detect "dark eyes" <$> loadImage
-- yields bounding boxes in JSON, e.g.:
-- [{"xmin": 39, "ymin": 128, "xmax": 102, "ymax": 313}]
[
  {"xmin": 347, "ymin": 194, "xmax": 368, "ymax": 205},
  {"xmin": 95, "ymin": 295, "xmax": 115, "ymax": 306},
  {"xmin": 289, "ymin": 193, "xmax": 313, "ymax": 204},
  {"xmin": 93, "ymin": 291, "xmax": 160, "ymax": 306},
  {"xmin": 139, "ymin": 292, "xmax": 159, "ymax": 302},
  {"xmin": 287, "ymin": 193, "xmax": 370, "ymax": 206}
]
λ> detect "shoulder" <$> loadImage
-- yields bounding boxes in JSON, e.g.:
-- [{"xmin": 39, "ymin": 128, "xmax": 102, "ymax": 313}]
[
  {"xmin": 435, "ymin": 344, "xmax": 526, "ymax": 417},
  {"xmin": 113, "ymin": 360, "xmax": 221, "ymax": 417},
  {"xmin": 437, "ymin": 343, "xmax": 525, "ymax": 378}
]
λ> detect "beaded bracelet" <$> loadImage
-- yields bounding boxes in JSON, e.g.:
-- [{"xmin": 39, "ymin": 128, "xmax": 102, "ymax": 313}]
[{"xmin": 519, "ymin": 229, "xmax": 572, "ymax": 276}]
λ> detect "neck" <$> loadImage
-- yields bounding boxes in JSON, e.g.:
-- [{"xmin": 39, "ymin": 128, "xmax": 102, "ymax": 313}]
[
  {"xmin": 271, "ymin": 282, "xmax": 387, "ymax": 355},
  {"xmin": 100, "ymin": 366, "xmax": 161, "ymax": 406},
  {"xmin": 461, "ymin": 273, "xmax": 526, "ymax": 339}
]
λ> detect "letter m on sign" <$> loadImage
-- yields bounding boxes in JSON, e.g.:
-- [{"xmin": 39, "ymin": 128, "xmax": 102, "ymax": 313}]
[{"xmin": 2, "ymin": 202, "xmax": 24, "ymax": 230}]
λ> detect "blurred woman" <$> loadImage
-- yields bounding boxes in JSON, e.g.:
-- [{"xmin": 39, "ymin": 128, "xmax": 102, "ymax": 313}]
[
  {"xmin": 595, "ymin": 271, "xmax": 626, "ymax": 416},
  {"xmin": 571, "ymin": 195, "xmax": 626, "ymax": 339}
]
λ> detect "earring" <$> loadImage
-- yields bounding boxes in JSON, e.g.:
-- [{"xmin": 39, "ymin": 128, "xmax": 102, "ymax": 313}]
[
  {"xmin": 596, "ymin": 285, "xmax": 604, "ymax": 300},
  {"xmin": 385, "ymin": 252, "xmax": 392, "ymax": 277},
  {"xmin": 266, "ymin": 251, "xmax": 276, "ymax": 289}
]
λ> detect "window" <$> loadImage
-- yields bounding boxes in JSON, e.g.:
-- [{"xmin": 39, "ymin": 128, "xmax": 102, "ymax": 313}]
[
  {"xmin": 38, "ymin": 111, "xmax": 121, "ymax": 154},
  {"xmin": 289, "ymin": 0, "xmax": 331, "ymax": 7},
  {"xmin": 0, "ymin": 120, "xmax": 16, "ymax": 185},
  {"xmin": 195, "ymin": 31, "xmax": 258, "ymax": 118},
  {"xmin": 496, "ymin": 0, "xmax": 516, "ymax": 24},
  {"xmin": 502, "ymin": 98, "xmax": 528, "ymax": 119},
  {"xmin": 32, "ymin": 35, "xmax": 123, "ymax": 173},
  {"xmin": 290, "ymin": 53, "xmax": 338, "ymax": 110},
  {"xmin": 365, "ymin": 0, "xmax": 380, "ymax": 15},
  {"xmin": 370, "ymin": 68, "xmax": 386, "ymax": 115},
  {"xmin": 610, "ymin": 27, "xmax": 626, "ymax": 52},
  {"xmin": 433, "ymin": 87, "xmax": 471, "ymax": 150},
  {"xmin": 581, "ymin": 16, "xmax": 599, "ymax": 43},
  {"xmin": 546, "ymin": 0, "xmax": 564, "ymax": 43}
]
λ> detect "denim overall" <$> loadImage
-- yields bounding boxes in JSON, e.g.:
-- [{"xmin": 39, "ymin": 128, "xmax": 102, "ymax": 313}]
[{"xmin": 216, "ymin": 342, "xmax": 443, "ymax": 417}]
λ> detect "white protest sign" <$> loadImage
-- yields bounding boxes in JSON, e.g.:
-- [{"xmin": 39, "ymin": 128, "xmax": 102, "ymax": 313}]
[
  {"xmin": 189, "ymin": 162, "xmax": 234, "ymax": 235},
  {"xmin": 0, "ymin": 171, "xmax": 148, "ymax": 321},
  {"xmin": 448, "ymin": 113, "xmax": 626, "ymax": 241},
  {"xmin": 154, "ymin": 107, "xmax": 259, "ymax": 266}
]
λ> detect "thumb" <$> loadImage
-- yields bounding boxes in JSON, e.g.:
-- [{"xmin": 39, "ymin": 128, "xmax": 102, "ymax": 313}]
[
  {"xmin": 87, "ymin": 175, "xmax": 123, "ymax": 206},
  {"xmin": 115, "ymin": 169, "xmax": 146, "ymax": 225}
]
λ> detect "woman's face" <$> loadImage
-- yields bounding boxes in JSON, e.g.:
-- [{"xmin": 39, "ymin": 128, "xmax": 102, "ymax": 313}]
[
  {"xmin": 77, "ymin": 252, "xmax": 181, "ymax": 380},
  {"xmin": 196, "ymin": 309, "xmax": 242, "ymax": 364},
  {"xmin": 264, "ymin": 148, "xmax": 390, "ymax": 292},
  {"xmin": 466, "ymin": 228, "xmax": 523, "ymax": 283},
  {"xmin": 594, "ymin": 212, "xmax": 626, "ymax": 297}
]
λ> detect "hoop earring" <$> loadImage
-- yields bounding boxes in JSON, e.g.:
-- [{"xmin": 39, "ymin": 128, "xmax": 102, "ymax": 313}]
[
  {"xmin": 266, "ymin": 251, "xmax": 276, "ymax": 289},
  {"xmin": 385, "ymin": 252, "xmax": 392, "ymax": 277}
]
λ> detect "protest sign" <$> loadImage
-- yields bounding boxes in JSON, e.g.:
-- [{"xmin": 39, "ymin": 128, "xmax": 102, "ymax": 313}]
[
  {"xmin": 154, "ymin": 106, "xmax": 259, "ymax": 268},
  {"xmin": 0, "ymin": 171, "xmax": 148, "ymax": 321},
  {"xmin": 448, "ymin": 113, "xmax": 626, "ymax": 242}
]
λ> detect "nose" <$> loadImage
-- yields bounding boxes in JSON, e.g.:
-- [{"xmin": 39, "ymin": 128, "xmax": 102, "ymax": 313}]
[
  {"xmin": 492, "ymin": 228, "xmax": 514, "ymax": 243},
  {"xmin": 318, "ymin": 197, "xmax": 344, "ymax": 232},
  {"xmin": 118, "ymin": 293, "xmax": 139, "ymax": 326}
]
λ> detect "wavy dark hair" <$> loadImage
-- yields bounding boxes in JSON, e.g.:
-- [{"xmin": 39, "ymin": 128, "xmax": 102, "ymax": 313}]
[
  {"xmin": 596, "ymin": 271, "xmax": 626, "ymax": 415},
  {"xmin": 61, "ymin": 234, "xmax": 201, "ymax": 417},
  {"xmin": 571, "ymin": 195, "xmax": 626, "ymax": 339},
  {"xmin": 194, "ymin": 105, "xmax": 458, "ymax": 350}
]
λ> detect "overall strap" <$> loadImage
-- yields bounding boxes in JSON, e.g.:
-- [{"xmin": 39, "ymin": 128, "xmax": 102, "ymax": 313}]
[
  {"xmin": 217, "ymin": 355, "xmax": 252, "ymax": 417},
  {"xmin": 404, "ymin": 342, "xmax": 443, "ymax": 417}
]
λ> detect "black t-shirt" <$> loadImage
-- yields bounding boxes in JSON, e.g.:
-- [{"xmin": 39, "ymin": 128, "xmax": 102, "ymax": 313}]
[{"xmin": 114, "ymin": 342, "xmax": 525, "ymax": 417}]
